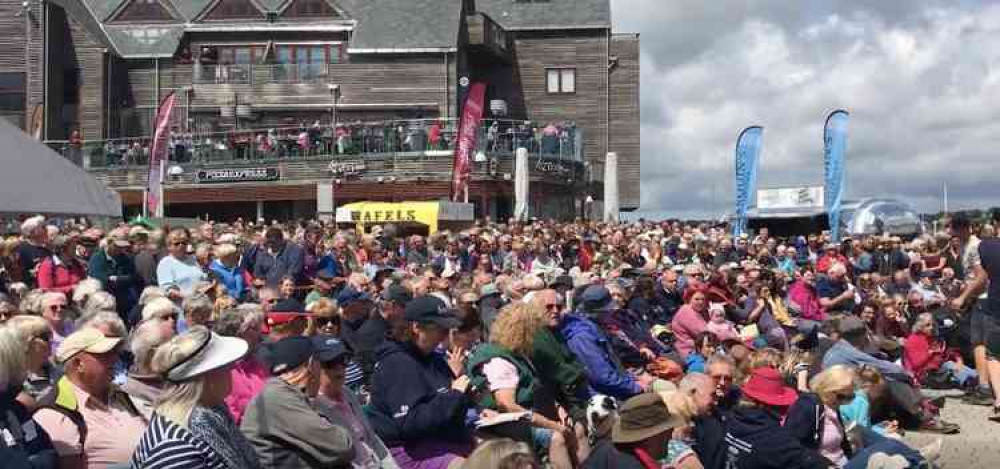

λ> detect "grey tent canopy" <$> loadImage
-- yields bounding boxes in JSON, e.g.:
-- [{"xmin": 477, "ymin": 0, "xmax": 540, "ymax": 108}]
[{"xmin": 0, "ymin": 120, "xmax": 121, "ymax": 218}]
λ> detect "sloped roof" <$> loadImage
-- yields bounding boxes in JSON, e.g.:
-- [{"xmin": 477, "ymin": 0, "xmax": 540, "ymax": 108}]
[
  {"xmin": 165, "ymin": 0, "xmax": 215, "ymax": 21},
  {"xmin": 0, "ymin": 120, "xmax": 121, "ymax": 218},
  {"xmin": 104, "ymin": 25, "xmax": 184, "ymax": 58},
  {"xmin": 476, "ymin": 0, "xmax": 610, "ymax": 30},
  {"xmin": 79, "ymin": 0, "xmax": 126, "ymax": 22},
  {"xmin": 255, "ymin": 0, "xmax": 289, "ymax": 11},
  {"xmin": 340, "ymin": 0, "xmax": 462, "ymax": 51}
]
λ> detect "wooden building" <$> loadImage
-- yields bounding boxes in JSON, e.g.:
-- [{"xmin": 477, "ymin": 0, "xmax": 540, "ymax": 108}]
[{"xmin": 4, "ymin": 0, "xmax": 640, "ymax": 220}]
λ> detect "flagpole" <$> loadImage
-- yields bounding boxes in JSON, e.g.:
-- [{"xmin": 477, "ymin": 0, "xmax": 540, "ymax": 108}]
[
  {"xmin": 158, "ymin": 158, "xmax": 166, "ymax": 218},
  {"xmin": 142, "ymin": 190, "xmax": 149, "ymax": 218}
]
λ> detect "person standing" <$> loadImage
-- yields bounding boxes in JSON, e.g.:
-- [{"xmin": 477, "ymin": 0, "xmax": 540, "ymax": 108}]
[
  {"xmin": 950, "ymin": 213, "xmax": 995, "ymax": 407},
  {"xmin": 37, "ymin": 235, "xmax": 86, "ymax": 295},
  {"xmin": 251, "ymin": 228, "xmax": 305, "ymax": 288},
  {"xmin": 157, "ymin": 229, "xmax": 207, "ymax": 301},
  {"xmin": 17, "ymin": 216, "xmax": 51, "ymax": 289},
  {"xmin": 88, "ymin": 229, "xmax": 141, "ymax": 320}
]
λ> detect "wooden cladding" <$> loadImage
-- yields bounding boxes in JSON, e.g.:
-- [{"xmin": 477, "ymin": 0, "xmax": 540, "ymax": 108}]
[{"xmin": 610, "ymin": 33, "xmax": 639, "ymax": 209}]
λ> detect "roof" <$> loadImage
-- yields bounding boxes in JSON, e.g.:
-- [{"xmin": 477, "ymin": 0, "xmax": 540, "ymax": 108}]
[
  {"xmin": 170, "ymin": 0, "xmax": 215, "ymax": 21},
  {"xmin": 80, "ymin": 0, "xmax": 126, "ymax": 22},
  {"xmin": 341, "ymin": 0, "xmax": 462, "ymax": 52},
  {"xmin": 0, "ymin": 120, "xmax": 121, "ymax": 218},
  {"xmin": 104, "ymin": 25, "xmax": 184, "ymax": 58},
  {"xmin": 476, "ymin": 0, "xmax": 610, "ymax": 30}
]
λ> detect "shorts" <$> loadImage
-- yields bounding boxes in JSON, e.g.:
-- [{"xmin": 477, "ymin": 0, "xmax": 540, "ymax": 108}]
[
  {"xmin": 531, "ymin": 427, "xmax": 554, "ymax": 450},
  {"xmin": 971, "ymin": 300, "xmax": 1000, "ymax": 347}
]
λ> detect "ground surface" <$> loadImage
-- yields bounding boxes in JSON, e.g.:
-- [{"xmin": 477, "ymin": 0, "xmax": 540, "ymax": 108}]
[{"xmin": 903, "ymin": 390, "xmax": 1000, "ymax": 468}]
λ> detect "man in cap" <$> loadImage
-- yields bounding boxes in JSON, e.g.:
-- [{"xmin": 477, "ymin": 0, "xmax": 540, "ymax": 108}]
[
  {"xmin": 559, "ymin": 285, "xmax": 650, "ymax": 399},
  {"xmin": 87, "ymin": 228, "xmax": 141, "ymax": 319},
  {"xmin": 34, "ymin": 328, "xmax": 148, "ymax": 468},
  {"xmin": 265, "ymin": 298, "xmax": 310, "ymax": 341},
  {"xmin": 581, "ymin": 393, "xmax": 684, "ymax": 468},
  {"xmin": 304, "ymin": 268, "xmax": 338, "ymax": 306},
  {"xmin": 823, "ymin": 316, "xmax": 959, "ymax": 434},
  {"xmin": 242, "ymin": 335, "xmax": 355, "ymax": 468}
]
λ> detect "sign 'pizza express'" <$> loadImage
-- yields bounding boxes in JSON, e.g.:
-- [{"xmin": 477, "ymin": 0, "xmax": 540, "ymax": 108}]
[{"xmin": 197, "ymin": 168, "xmax": 280, "ymax": 183}]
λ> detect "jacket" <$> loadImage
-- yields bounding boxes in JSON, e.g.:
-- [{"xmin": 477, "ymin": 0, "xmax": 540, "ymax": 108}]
[
  {"xmin": 653, "ymin": 285, "xmax": 684, "ymax": 323},
  {"xmin": 783, "ymin": 393, "xmax": 853, "ymax": 459},
  {"xmin": 581, "ymin": 439, "xmax": 645, "ymax": 469},
  {"xmin": 251, "ymin": 242, "xmax": 305, "ymax": 286},
  {"xmin": 902, "ymin": 332, "xmax": 945, "ymax": 382},
  {"xmin": 724, "ymin": 407, "xmax": 832, "ymax": 469},
  {"xmin": 224, "ymin": 354, "xmax": 269, "ymax": 424},
  {"xmin": 692, "ymin": 411, "xmax": 728, "ymax": 469},
  {"xmin": 313, "ymin": 390, "xmax": 399, "ymax": 469},
  {"xmin": 0, "ymin": 389, "xmax": 57, "ymax": 469},
  {"xmin": 671, "ymin": 305, "xmax": 709, "ymax": 359},
  {"xmin": 36, "ymin": 255, "xmax": 85, "ymax": 295},
  {"xmin": 530, "ymin": 327, "xmax": 590, "ymax": 420},
  {"xmin": 87, "ymin": 248, "xmax": 140, "ymax": 316},
  {"xmin": 787, "ymin": 280, "xmax": 825, "ymax": 322},
  {"xmin": 559, "ymin": 313, "xmax": 641, "ymax": 399},
  {"xmin": 367, "ymin": 340, "xmax": 473, "ymax": 446},
  {"xmin": 241, "ymin": 377, "xmax": 354, "ymax": 468},
  {"xmin": 209, "ymin": 259, "xmax": 249, "ymax": 301},
  {"xmin": 466, "ymin": 344, "xmax": 538, "ymax": 410}
]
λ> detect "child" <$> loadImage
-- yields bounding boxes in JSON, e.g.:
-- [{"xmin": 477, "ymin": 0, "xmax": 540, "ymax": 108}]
[
  {"xmin": 685, "ymin": 332, "xmax": 719, "ymax": 373},
  {"xmin": 839, "ymin": 366, "xmax": 900, "ymax": 437},
  {"xmin": 705, "ymin": 302, "xmax": 739, "ymax": 341}
]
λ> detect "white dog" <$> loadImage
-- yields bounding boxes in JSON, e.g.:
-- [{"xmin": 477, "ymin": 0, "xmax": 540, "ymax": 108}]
[{"xmin": 586, "ymin": 394, "xmax": 618, "ymax": 444}]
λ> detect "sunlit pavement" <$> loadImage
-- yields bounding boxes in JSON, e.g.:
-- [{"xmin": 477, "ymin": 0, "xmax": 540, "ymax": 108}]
[{"xmin": 904, "ymin": 390, "xmax": 1000, "ymax": 468}]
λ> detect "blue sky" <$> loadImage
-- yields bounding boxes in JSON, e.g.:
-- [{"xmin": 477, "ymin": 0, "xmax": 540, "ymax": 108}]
[{"xmin": 612, "ymin": 0, "xmax": 1000, "ymax": 217}]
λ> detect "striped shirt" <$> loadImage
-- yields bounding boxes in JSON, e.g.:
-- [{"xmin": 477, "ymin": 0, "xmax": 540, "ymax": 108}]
[{"xmin": 130, "ymin": 414, "xmax": 226, "ymax": 469}]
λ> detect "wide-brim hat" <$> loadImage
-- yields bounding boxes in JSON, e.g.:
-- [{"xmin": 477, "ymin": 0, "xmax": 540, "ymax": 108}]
[
  {"xmin": 612, "ymin": 393, "xmax": 685, "ymax": 444},
  {"xmin": 165, "ymin": 331, "xmax": 248, "ymax": 382},
  {"xmin": 742, "ymin": 367, "xmax": 798, "ymax": 407}
]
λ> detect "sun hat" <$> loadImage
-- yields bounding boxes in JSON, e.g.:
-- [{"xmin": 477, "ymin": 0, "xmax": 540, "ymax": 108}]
[
  {"xmin": 742, "ymin": 367, "xmax": 799, "ymax": 407},
  {"xmin": 56, "ymin": 328, "xmax": 123, "ymax": 364},
  {"xmin": 163, "ymin": 328, "xmax": 248, "ymax": 382},
  {"xmin": 612, "ymin": 393, "xmax": 686, "ymax": 444}
]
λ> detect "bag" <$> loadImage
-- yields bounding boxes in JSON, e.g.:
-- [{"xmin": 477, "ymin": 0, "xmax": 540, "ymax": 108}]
[{"xmin": 921, "ymin": 369, "xmax": 954, "ymax": 390}]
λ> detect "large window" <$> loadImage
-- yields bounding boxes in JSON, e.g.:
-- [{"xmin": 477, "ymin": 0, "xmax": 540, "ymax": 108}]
[
  {"xmin": 217, "ymin": 46, "xmax": 264, "ymax": 64},
  {"xmin": 546, "ymin": 67, "xmax": 575, "ymax": 94},
  {"xmin": 0, "ymin": 73, "xmax": 25, "ymax": 114},
  {"xmin": 273, "ymin": 43, "xmax": 343, "ymax": 81}
]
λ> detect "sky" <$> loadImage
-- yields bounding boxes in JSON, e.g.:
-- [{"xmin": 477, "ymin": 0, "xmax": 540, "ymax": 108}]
[{"xmin": 611, "ymin": 0, "xmax": 1000, "ymax": 218}]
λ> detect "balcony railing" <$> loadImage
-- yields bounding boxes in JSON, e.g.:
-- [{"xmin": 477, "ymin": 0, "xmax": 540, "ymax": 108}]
[
  {"xmin": 193, "ymin": 63, "xmax": 333, "ymax": 85},
  {"xmin": 46, "ymin": 119, "xmax": 585, "ymax": 170}
]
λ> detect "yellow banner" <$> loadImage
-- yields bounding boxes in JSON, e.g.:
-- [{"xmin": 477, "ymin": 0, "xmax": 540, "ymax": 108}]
[{"xmin": 341, "ymin": 201, "xmax": 441, "ymax": 233}]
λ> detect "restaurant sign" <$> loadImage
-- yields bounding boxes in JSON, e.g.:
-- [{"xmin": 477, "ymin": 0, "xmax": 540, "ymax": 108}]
[
  {"xmin": 535, "ymin": 160, "xmax": 573, "ymax": 177},
  {"xmin": 197, "ymin": 167, "xmax": 279, "ymax": 183},
  {"xmin": 328, "ymin": 161, "xmax": 367, "ymax": 176}
]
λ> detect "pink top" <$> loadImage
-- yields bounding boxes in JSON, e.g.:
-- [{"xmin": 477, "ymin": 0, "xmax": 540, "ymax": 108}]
[
  {"xmin": 788, "ymin": 280, "xmax": 826, "ymax": 322},
  {"xmin": 819, "ymin": 406, "xmax": 848, "ymax": 466},
  {"xmin": 706, "ymin": 320, "xmax": 739, "ymax": 342},
  {"xmin": 34, "ymin": 381, "xmax": 147, "ymax": 468},
  {"xmin": 671, "ymin": 304, "xmax": 709, "ymax": 359},
  {"xmin": 225, "ymin": 355, "xmax": 269, "ymax": 424},
  {"xmin": 482, "ymin": 357, "xmax": 519, "ymax": 391}
]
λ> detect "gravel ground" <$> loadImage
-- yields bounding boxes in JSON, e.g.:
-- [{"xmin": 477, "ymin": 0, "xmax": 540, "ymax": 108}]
[{"xmin": 902, "ymin": 390, "xmax": 1000, "ymax": 468}]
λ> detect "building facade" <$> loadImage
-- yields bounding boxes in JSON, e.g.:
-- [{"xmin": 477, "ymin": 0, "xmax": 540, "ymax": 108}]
[{"xmin": 6, "ymin": 0, "xmax": 639, "ymax": 221}]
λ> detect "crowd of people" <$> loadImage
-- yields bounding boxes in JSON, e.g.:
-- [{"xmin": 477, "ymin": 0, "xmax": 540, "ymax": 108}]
[{"xmin": 0, "ymin": 210, "xmax": 998, "ymax": 468}]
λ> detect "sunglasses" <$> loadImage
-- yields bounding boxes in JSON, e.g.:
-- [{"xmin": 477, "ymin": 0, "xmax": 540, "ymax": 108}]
[{"xmin": 314, "ymin": 317, "xmax": 340, "ymax": 328}]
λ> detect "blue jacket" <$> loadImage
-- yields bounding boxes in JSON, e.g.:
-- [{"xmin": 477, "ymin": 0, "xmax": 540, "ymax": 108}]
[
  {"xmin": 251, "ymin": 242, "xmax": 305, "ymax": 286},
  {"xmin": 724, "ymin": 407, "xmax": 831, "ymax": 469},
  {"xmin": 368, "ymin": 340, "xmax": 474, "ymax": 446},
  {"xmin": 558, "ymin": 313, "xmax": 641, "ymax": 399},
  {"xmin": 822, "ymin": 340, "xmax": 910, "ymax": 382},
  {"xmin": 783, "ymin": 393, "xmax": 853, "ymax": 458},
  {"xmin": 209, "ymin": 259, "xmax": 248, "ymax": 301}
]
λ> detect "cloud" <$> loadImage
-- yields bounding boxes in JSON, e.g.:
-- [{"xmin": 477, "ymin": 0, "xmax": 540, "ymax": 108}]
[{"xmin": 613, "ymin": 0, "xmax": 1000, "ymax": 217}]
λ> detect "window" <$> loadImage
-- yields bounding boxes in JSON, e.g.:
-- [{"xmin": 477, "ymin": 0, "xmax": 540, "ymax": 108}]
[
  {"xmin": 0, "ymin": 73, "xmax": 25, "ymax": 113},
  {"xmin": 546, "ymin": 67, "xmax": 575, "ymax": 94},
  {"xmin": 114, "ymin": 0, "xmax": 173, "ymax": 22},
  {"xmin": 217, "ymin": 46, "xmax": 264, "ymax": 64},
  {"xmin": 273, "ymin": 44, "xmax": 341, "ymax": 81},
  {"xmin": 204, "ymin": 0, "xmax": 262, "ymax": 20},
  {"xmin": 63, "ymin": 69, "xmax": 80, "ymax": 105}
]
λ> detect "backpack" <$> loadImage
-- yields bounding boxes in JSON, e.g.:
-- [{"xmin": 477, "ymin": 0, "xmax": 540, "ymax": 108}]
[{"xmin": 33, "ymin": 377, "xmax": 142, "ymax": 448}]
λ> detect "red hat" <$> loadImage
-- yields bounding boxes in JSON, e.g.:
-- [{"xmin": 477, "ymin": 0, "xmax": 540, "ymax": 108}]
[{"xmin": 741, "ymin": 367, "xmax": 798, "ymax": 407}]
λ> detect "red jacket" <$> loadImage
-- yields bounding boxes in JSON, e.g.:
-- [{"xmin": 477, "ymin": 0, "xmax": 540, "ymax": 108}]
[
  {"xmin": 36, "ymin": 256, "xmax": 86, "ymax": 295},
  {"xmin": 903, "ymin": 331, "xmax": 944, "ymax": 381}
]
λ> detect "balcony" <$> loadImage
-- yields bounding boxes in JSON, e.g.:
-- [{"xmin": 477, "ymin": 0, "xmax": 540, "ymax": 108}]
[
  {"xmin": 46, "ymin": 119, "xmax": 586, "ymax": 185},
  {"xmin": 193, "ymin": 63, "xmax": 335, "ymax": 85}
]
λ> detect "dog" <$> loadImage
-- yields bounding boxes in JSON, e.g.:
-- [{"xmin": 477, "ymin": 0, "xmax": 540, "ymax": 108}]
[{"xmin": 586, "ymin": 394, "xmax": 619, "ymax": 444}]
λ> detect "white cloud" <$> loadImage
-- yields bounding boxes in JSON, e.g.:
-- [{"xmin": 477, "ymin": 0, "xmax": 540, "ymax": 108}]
[{"xmin": 614, "ymin": 0, "xmax": 1000, "ymax": 217}]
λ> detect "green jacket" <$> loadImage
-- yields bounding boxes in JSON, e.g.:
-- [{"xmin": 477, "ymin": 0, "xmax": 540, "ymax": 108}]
[
  {"xmin": 531, "ymin": 327, "xmax": 590, "ymax": 420},
  {"xmin": 466, "ymin": 344, "xmax": 538, "ymax": 410}
]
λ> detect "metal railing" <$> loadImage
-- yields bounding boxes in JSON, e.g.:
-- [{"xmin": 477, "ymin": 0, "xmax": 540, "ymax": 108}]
[
  {"xmin": 46, "ymin": 119, "xmax": 584, "ymax": 170},
  {"xmin": 192, "ymin": 63, "xmax": 333, "ymax": 85}
]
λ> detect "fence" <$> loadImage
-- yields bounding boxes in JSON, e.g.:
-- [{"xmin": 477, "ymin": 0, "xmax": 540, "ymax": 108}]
[{"xmin": 46, "ymin": 118, "xmax": 584, "ymax": 169}]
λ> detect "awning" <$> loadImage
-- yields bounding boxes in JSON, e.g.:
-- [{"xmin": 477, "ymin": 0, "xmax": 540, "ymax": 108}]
[{"xmin": 336, "ymin": 201, "xmax": 473, "ymax": 234}]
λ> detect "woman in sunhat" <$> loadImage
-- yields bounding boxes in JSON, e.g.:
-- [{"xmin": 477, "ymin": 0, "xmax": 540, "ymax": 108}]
[
  {"xmin": 723, "ymin": 367, "xmax": 833, "ymax": 469},
  {"xmin": 130, "ymin": 326, "xmax": 259, "ymax": 468}
]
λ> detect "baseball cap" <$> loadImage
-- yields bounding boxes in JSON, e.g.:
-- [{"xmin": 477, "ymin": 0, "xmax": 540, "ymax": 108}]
[
  {"xmin": 163, "ymin": 328, "xmax": 248, "ymax": 382},
  {"xmin": 56, "ymin": 328, "xmax": 123, "ymax": 364},
  {"xmin": 337, "ymin": 287, "xmax": 373, "ymax": 308},
  {"xmin": 313, "ymin": 335, "xmax": 351, "ymax": 363},
  {"xmin": 264, "ymin": 335, "xmax": 315, "ymax": 375},
  {"xmin": 548, "ymin": 275, "xmax": 574, "ymax": 290},
  {"xmin": 265, "ymin": 298, "xmax": 310, "ymax": 331},
  {"xmin": 578, "ymin": 285, "xmax": 616, "ymax": 313},
  {"xmin": 404, "ymin": 296, "xmax": 461, "ymax": 328},
  {"xmin": 384, "ymin": 284, "xmax": 413, "ymax": 305}
]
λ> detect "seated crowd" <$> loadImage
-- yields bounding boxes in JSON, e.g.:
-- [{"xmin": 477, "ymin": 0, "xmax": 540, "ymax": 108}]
[{"xmin": 0, "ymin": 211, "xmax": 998, "ymax": 468}]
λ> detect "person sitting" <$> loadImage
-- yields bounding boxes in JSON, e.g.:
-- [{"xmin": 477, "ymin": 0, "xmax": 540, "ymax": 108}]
[
  {"xmin": 466, "ymin": 303, "xmax": 581, "ymax": 469},
  {"xmin": 312, "ymin": 335, "xmax": 397, "ymax": 468},
  {"xmin": 6, "ymin": 315, "xmax": 55, "ymax": 411},
  {"xmin": 214, "ymin": 305, "xmax": 268, "ymax": 425},
  {"xmin": 671, "ymin": 289, "xmax": 713, "ymax": 360},
  {"xmin": 560, "ymin": 285, "xmax": 649, "ymax": 399},
  {"xmin": 904, "ymin": 312, "xmax": 977, "ymax": 389},
  {"xmin": 121, "ymin": 318, "xmax": 174, "ymax": 420},
  {"xmin": 0, "ymin": 327, "xmax": 58, "ymax": 468},
  {"xmin": 209, "ymin": 243, "xmax": 249, "ymax": 302},
  {"xmin": 130, "ymin": 326, "xmax": 259, "ymax": 468},
  {"xmin": 241, "ymin": 335, "xmax": 355, "ymax": 467},
  {"xmin": 581, "ymin": 392, "xmax": 687, "ymax": 469},
  {"xmin": 368, "ymin": 296, "xmax": 476, "ymax": 468},
  {"xmin": 34, "ymin": 328, "xmax": 148, "ymax": 468},
  {"xmin": 723, "ymin": 367, "xmax": 831, "ymax": 468},
  {"xmin": 686, "ymin": 332, "xmax": 720, "ymax": 374},
  {"xmin": 783, "ymin": 366, "xmax": 857, "ymax": 466}
]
